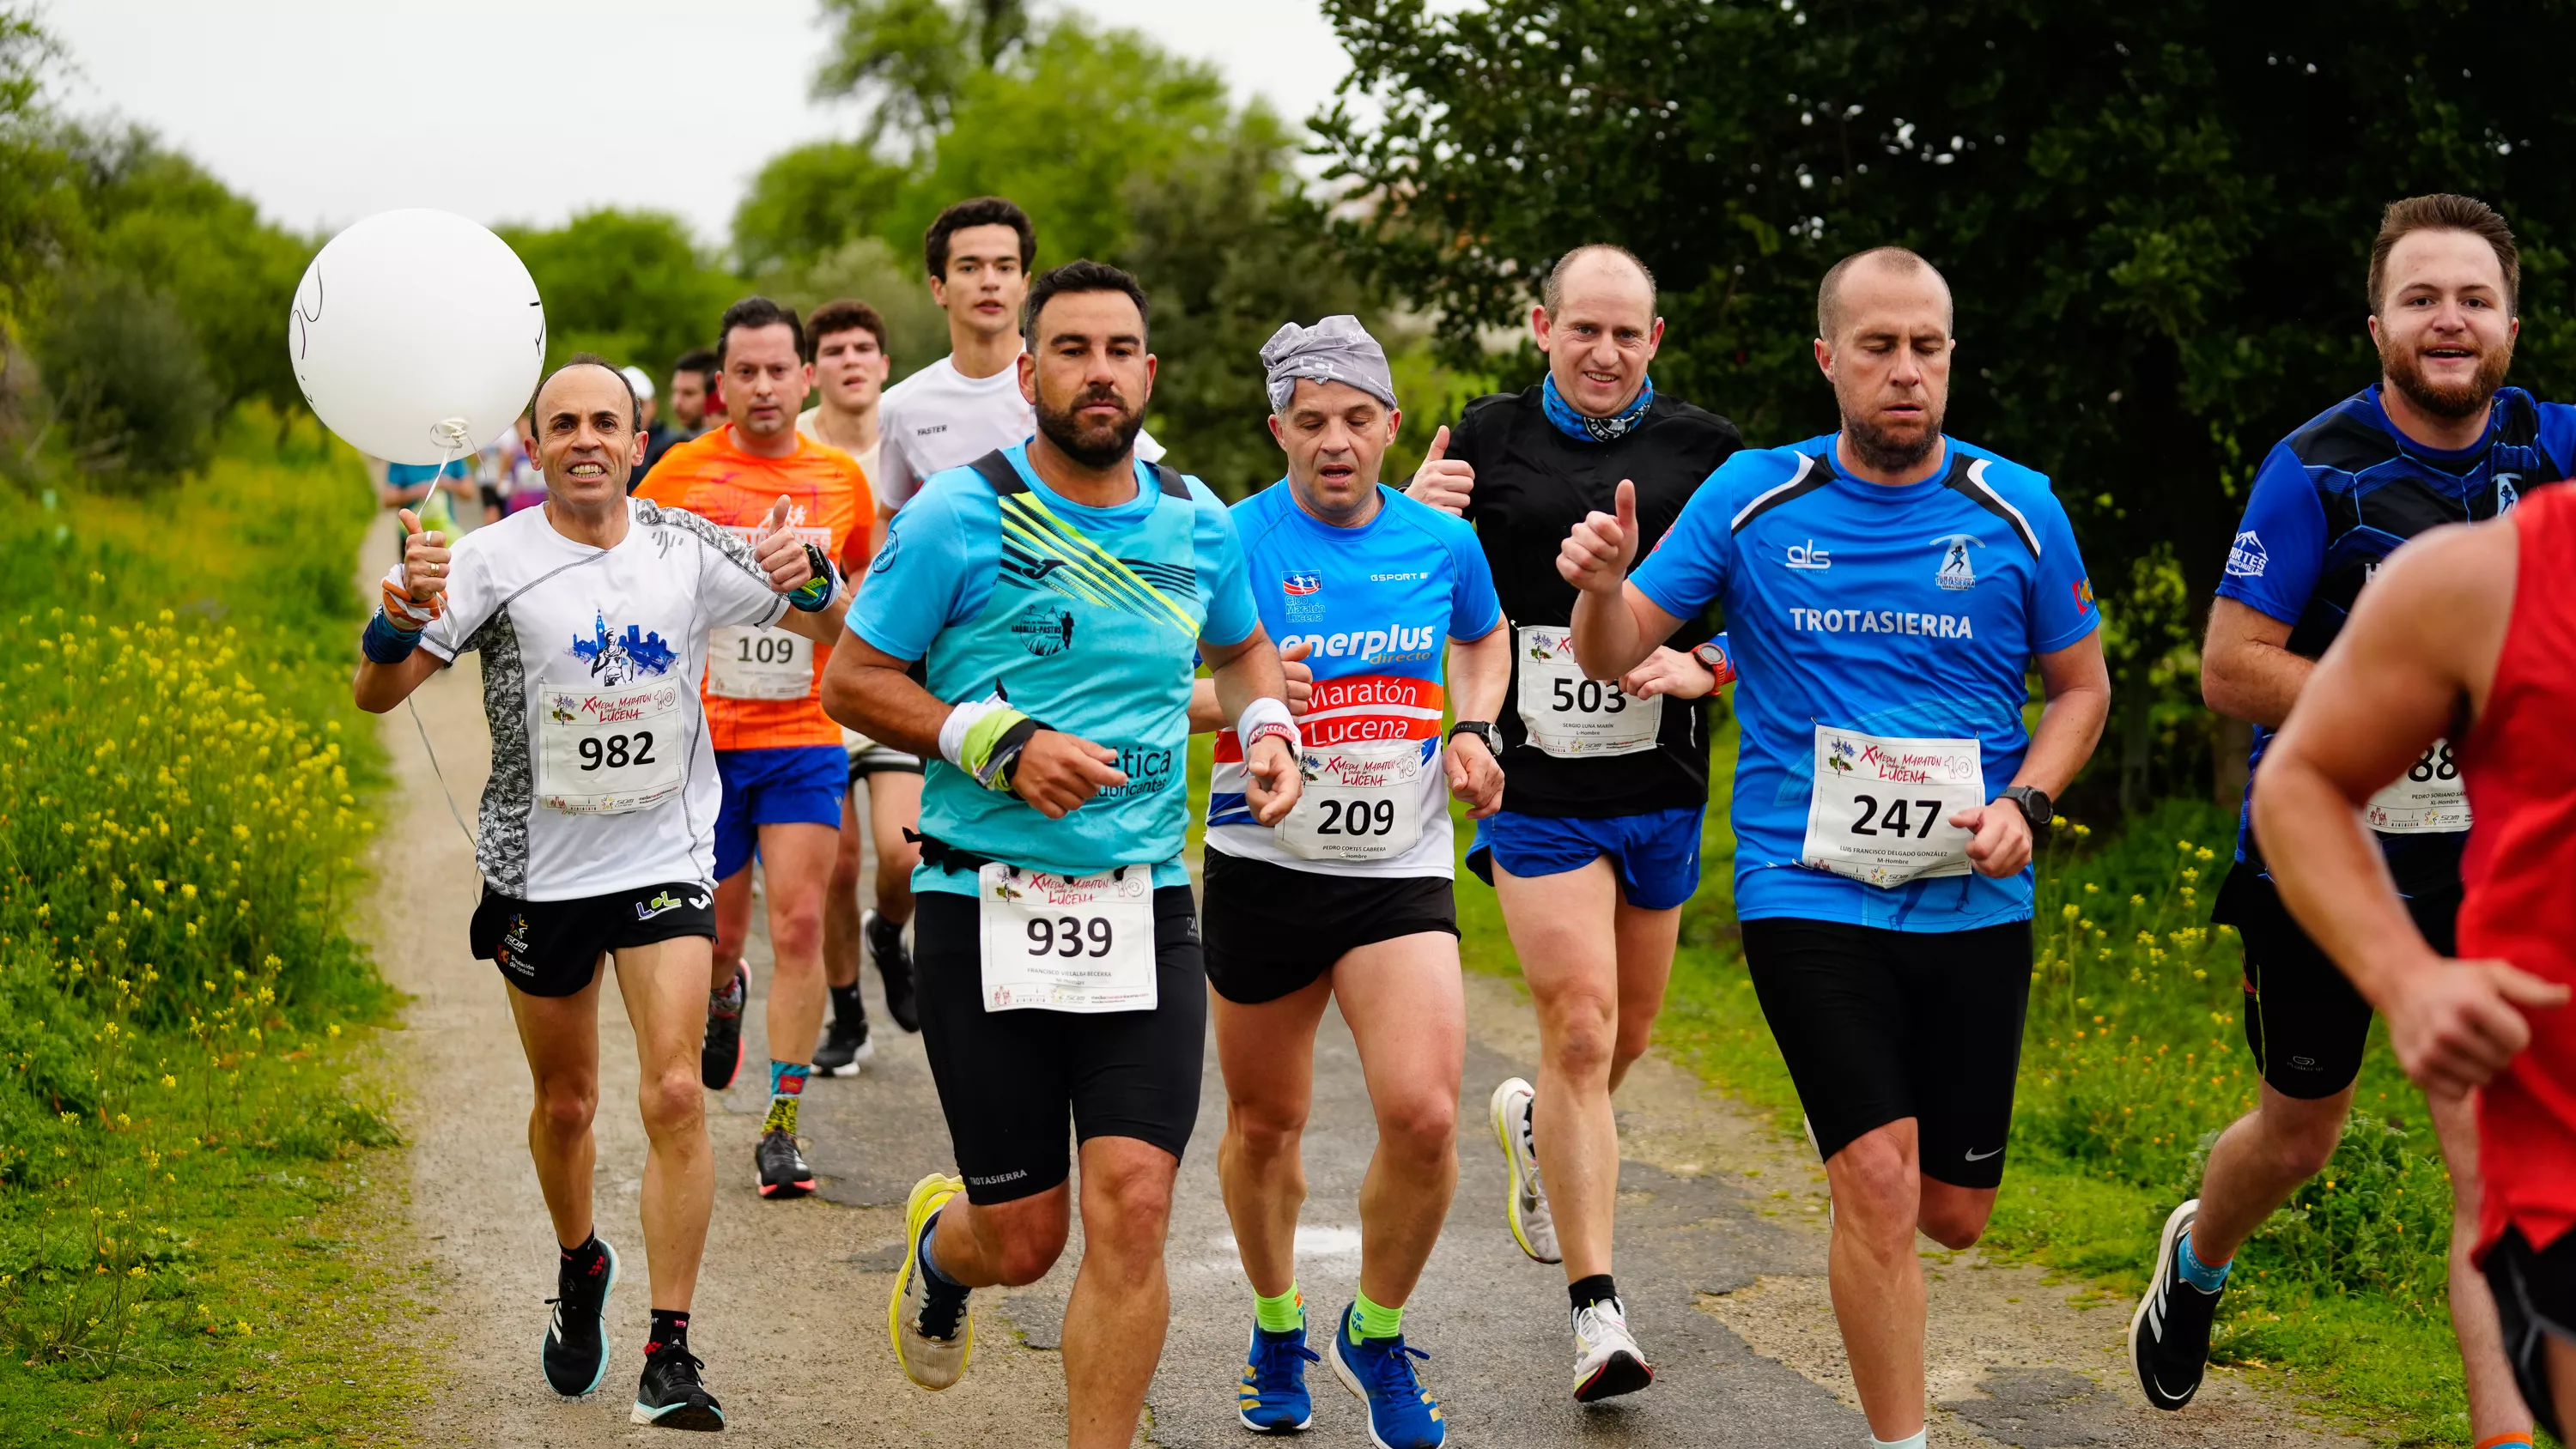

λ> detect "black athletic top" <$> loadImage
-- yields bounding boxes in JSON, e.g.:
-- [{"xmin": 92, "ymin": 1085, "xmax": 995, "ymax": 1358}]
[{"xmin": 1449, "ymin": 384, "xmax": 1743, "ymax": 818}]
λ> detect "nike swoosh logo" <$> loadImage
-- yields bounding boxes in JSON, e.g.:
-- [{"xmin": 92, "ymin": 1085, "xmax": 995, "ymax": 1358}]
[{"xmin": 1964, "ymin": 1146, "xmax": 2003, "ymax": 1161}]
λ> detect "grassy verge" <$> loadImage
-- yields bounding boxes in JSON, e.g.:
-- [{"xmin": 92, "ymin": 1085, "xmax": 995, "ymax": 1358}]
[
  {"xmin": 0, "ymin": 417, "xmax": 428, "ymax": 1446},
  {"xmin": 1455, "ymin": 716, "xmax": 2478, "ymax": 1445}
]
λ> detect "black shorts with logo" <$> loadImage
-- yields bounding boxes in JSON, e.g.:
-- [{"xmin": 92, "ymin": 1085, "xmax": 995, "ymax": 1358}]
[
  {"xmin": 2485, "ymin": 1225, "xmax": 2576, "ymax": 1443},
  {"xmin": 1200, "ymin": 849, "xmax": 1461, "ymax": 1005},
  {"xmin": 1741, "ymin": 916, "xmax": 2034, "ymax": 1190},
  {"xmin": 468, "ymin": 882, "xmax": 717, "ymax": 997},
  {"xmin": 2212, "ymin": 864, "xmax": 2459, "ymax": 1100},
  {"xmin": 914, "ymin": 885, "xmax": 1206, "ymax": 1205}
]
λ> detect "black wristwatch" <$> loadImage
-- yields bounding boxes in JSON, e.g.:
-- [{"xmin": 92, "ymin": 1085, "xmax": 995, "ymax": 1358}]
[
  {"xmin": 1999, "ymin": 785, "xmax": 2053, "ymax": 841},
  {"xmin": 1448, "ymin": 720, "xmax": 1500, "ymax": 754}
]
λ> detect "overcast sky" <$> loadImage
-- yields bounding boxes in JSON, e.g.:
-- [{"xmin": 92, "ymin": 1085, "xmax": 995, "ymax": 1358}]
[{"xmin": 44, "ymin": 0, "xmax": 1361, "ymax": 245}]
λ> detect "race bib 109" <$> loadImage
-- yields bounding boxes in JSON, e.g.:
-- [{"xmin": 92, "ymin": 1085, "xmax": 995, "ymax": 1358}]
[{"xmin": 705, "ymin": 624, "xmax": 811, "ymax": 700}]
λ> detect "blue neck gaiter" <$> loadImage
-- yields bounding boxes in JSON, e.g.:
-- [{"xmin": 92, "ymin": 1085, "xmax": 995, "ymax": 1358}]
[{"xmin": 1542, "ymin": 372, "xmax": 1655, "ymax": 443}]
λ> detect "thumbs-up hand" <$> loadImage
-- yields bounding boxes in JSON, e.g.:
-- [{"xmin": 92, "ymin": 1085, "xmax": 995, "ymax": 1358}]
[
  {"xmin": 380, "ymin": 507, "xmax": 449, "ymax": 628},
  {"xmin": 1279, "ymin": 638, "xmax": 1315, "ymax": 717},
  {"xmin": 1556, "ymin": 478, "xmax": 1640, "ymax": 595},
  {"xmin": 754, "ymin": 494, "xmax": 815, "ymax": 592},
  {"xmin": 1407, "ymin": 424, "xmax": 1476, "ymax": 516}
]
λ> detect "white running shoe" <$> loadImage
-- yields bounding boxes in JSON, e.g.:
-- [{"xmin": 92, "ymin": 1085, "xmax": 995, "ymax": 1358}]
[
  {"xmin": 1570, "ymin": 1296, "xmax": 1654, "ymax": 1403},
  {"xmin": 1489, "ymin": 1077, "xmax": 1561, "ymax": 1264}
]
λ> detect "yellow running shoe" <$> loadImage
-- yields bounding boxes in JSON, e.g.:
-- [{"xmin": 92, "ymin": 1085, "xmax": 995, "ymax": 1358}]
[{"xmin": 889, "ymin": 1173, "xmax": 974, "ymax": 1390}]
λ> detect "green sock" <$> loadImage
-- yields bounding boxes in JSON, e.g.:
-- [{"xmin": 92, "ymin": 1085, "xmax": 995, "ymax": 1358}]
[
  {"xmin": 1350, "ymin": 1288, "xmax": 1403, "ymax": 1343},
  {"xmin": 1253, "ymin": 1282, "xmax": 1303, "ymax": 1334}
]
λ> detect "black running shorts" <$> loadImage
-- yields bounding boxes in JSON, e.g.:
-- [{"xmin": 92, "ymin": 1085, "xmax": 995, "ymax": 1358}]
[
  {"xmin": 469, "ymin": 882, "xmax": 717, "ymax": 998},
  {"xmin": 1741, "ymin": 916, "xmax": 2034, "ymax": 1190},
  {"xmin": 2212, "ymin": 864, "xmax": 2459, "ymax": 1100},
  {"xmin": 1200, "ymin": 850, "xmax": 1460, "ymax": 1006},
  {"xmin": 914, "ymin": 887, "xmax": 1206, "ymax": 1205},
  {"xmin": 2484, "ymin": 1225, "xmax": 2576, "ymax": 1443}
]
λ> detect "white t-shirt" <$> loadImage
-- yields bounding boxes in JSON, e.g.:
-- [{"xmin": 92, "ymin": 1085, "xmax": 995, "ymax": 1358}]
[
  {"xmin": 873, "ymin": 352, "xmax": 1163, "ymax": 511},
  {"xmin": 798, "ymin": 406, "xmax": 882, "ymax": 494},
  {"xmin": 420, "ymin": 499, "xmax": 791, "ymax": 901}
]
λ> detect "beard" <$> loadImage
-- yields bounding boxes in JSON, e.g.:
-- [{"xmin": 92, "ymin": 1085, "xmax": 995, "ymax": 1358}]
[
  {"xmin": 2382, "ymin": 332, "xmax": 2513, "ymax": 421},
  {"xmin": 1036, "ymin": 385, "xmax": 1145, "ymax": 470},
  {"xmin": 1841, "ymin": 398, "xmax": 1945, "ymax": 476}
]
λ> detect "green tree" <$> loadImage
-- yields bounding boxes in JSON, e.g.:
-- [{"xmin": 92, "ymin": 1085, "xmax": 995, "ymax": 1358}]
[
  {"xmin": 1315, "ymin": 0, "xmax": 2576, "ymax": 808},
  {"xmin": 33, "ymin": 264, "xmax": 219, "ymax": 482},
  {"xmin": 499, "ymin": 208, "xmax": 737, "ymax": 381},
  {"xmin": 733, "ymin": 138, "xmax": 909, "ymax": 273},
  {"xmin": 811, "ymin": 0, "xmax": 1030, "ymax": 149}
]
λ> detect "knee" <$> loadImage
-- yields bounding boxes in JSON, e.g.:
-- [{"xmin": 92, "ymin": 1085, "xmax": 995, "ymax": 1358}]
[
  {"xmin": 829, "ymin": 852, "xmax": 863, "ymax": 897},
  {"xmin": 1917, "ymin": 1199, "xmax": 1993, "ymax": 1252},
  {"xmin": 1377, "ymin": 1091, "xmax": 1458, "ymax": 1162},
  {"xmin": 990, "ymin": 1223, "xmax": 1068, "ymax": 1288},
  {"xmin": 1540, "ymin": 993, "xmax": 1619, "ymax": 1081},
  {"xmin": 535, "ymin": 1078, "xmax": 597, "ymax": 1138},
  {"xmin": 2261, "ymin": 1109, "xmax": 2345, "ymax": 1181},
  {"xmin": 1830, "ymin": 1135, "xmax": 1921, "ymax": 1239},
  {"xmin": 638, "ymin": 1068, "xmax": 704, "ymax": 1139},
  {"xmin": 1084, "ymin": 1163, "xmax": 1177, "ymax": 1258},
  {"xmin": 1227, "ymin": 1100, "xmax": 1307, "ymax": 1162},
  {"xmin": 769, "ymin": 903, "xmax": 826, "ymax": 964},
  {"xmin": 712, "ymin": 933, "xmax": 745, "ymax": 972},
  {"xmin": 1611, "ymin": 1013, "xmax": 1655, "ymax": 1071}
]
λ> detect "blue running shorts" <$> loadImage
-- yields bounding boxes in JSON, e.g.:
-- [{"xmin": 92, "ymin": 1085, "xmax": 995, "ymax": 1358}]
[
  {"xmin": 1467, "ymin": 804, "xmax": 1704, "ymax": 911},
  {"xmin": 713, "ymin": 745, "xmax": 849, "ymax": 879}
]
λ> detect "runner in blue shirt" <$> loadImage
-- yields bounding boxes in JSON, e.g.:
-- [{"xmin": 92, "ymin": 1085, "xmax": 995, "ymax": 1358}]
[
  {"xmin": 1562, "ymin": 246, "xmax": 2111, "ymax": 1449},
  {"xmin": 2133, "ymin": 194, "xmax": 2564, "ymax": 1442},
  {"xmin": 820, "ymin": 263, "xmax": 1302, "ymax": 1446},
  {"xmin": 1191, "ymin": 317, "xmax": 1508, "ymax": 1447}
]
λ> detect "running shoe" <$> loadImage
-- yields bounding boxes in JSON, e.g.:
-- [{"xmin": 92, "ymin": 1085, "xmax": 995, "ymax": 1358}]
[
  {"xmin": 1570, "ymin": 1296, "xmax": 1653, "ymax": 1403},
  {"xmin": 814, "ymin": 1014, "xmax": 874, "ymax": 1076},
  {"xmin": 539, "ymin": 1238, "xmax": 619, "ymax": 1397},
  {"xmin": 889, "ymin": 1173, "xmax": 973, "ymax": 1390},
  {"xmin": 1329, "ymin": 1304, "xmax": 1445, "ymax": 1447},
  {"xmin": 1488, "ymin": 1077, "xmax": 1560, "ymax": 1264},
  {"xmin": 2130, "ymin": 1197, "xmax": 2222, "ymax": 1410},
  {"xmin": 868, "ymin": 908, "xmax": 920, "ymax": 1034},
  {"xmin": 629, "ymin": 1342, "xmax": 724, "ymax": 1430},
  {"xmin": 755, "ymin": 1128, "xmax": 816, "ymax": 1200},
  {"xmin": 1237, "ymin": 1319, "xmax": 1321, "ymax": 1434},
  {"xmin": 701, "ymin": 965, "xmax": 746, "ymax": 1091}
]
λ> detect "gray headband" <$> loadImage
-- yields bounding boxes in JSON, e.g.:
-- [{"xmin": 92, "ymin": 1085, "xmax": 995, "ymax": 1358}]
[{"xmin": 1261, "ymin": 314, "xmax": 1398, "ymax": 414}]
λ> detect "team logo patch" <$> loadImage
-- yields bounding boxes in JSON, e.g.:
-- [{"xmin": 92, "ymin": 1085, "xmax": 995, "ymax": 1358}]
[
  {"xmin": 1011, "ymin": 600, "xmax": 1078, "ymax": 657},
  {"xmin": 1932, "ymin": 534, "xmax": 1980, "ymax": 591},
  {"xmin": 2496, "ymin": 472, "xmax": 2523, "ymax": 513},
  {"xmin": 2072, "ymin": 577, "xmax": 2095, "ymax": 612},
  {"xmin": 635, "ymin": 889, "xmax": 702, "ymax": 921},
  {"xmin": 1783, "ymin": 539, "xmax": 1832, "ymax": 572},
  {"xmin": 2226, "ymin": 530, "xmax": 2268, "ymax": 579},
  {"xmin": 1281, "ymin": 568, "xmax": 1326, "ymax": 623},
  {"xmin": 569, "ymin": 611, "xmax": 679, "ymax": 686}
]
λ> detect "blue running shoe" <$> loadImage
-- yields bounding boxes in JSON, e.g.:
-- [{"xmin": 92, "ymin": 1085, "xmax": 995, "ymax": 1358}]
[
  {"xmin": 1329, "ymin": 1303, "xmax": 1445, "ymax": 1449},
  {"xmin": 1237, "ymin": 1320, "xmax": 1321, "ymax": 1434}
]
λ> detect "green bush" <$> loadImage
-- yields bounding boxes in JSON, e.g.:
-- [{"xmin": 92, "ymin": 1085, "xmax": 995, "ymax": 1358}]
[{"xmin": 29, "ymin": 267, "xmax": 218, "ymax": 484}]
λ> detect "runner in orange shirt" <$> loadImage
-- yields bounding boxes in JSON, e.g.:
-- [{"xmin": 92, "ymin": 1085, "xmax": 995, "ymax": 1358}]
[{"xmin": 637, "ymin": 296, "xmax": 873, "ymax": 1201}]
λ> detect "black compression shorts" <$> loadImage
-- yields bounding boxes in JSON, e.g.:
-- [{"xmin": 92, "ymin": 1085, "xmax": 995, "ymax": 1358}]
[
  {"xmin": 469, "ymin": 882, "xmax": 716, "ymax": 997},
  {"xmin": 2484, "ymin": 1225, "xmax": 2576, "ymax": 1443},
  {"xmin": 914, "ymin": 887, "xmax": 1206, "ymax": 1205},
  {"xmin": 1741, "ymin": 916, "xmax": 2033, "ymax": 1190},
  {"xmin": 2213, "ymin": 864, "xmax": 2459, "ymax": 1100},
  {"xmin": 1200, "ymin": 850, "xmax": 1459, "ymax": 1005}
]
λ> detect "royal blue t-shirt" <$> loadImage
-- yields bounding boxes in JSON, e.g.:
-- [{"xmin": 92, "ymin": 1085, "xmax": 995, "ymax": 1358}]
[
  {"xmin": 2216, "ymin": 385, "xmax": 2576, "ymax": 890},
  {"xmin": 1631, "ymin": 435, "xmax": 2099, "ymax": 931},
  {"xmin": 1206, "ymin": 481, "xmax": 1502, "ymax": 877}
]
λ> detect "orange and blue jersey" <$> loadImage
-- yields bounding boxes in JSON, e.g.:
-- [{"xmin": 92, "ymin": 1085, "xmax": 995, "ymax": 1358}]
[{"xmin": 635, "ymin": 424, "xmax": 872, "ymax": 751}]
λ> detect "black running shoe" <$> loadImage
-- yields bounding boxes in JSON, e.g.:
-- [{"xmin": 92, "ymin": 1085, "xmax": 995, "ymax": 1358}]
[
  {"xmin": 756, "ymin": 1127, "xmax": 816, "ymax": 1200},
  {"xmin": 540, "ymin": 1239, "xmax": 619, "ymax": 1397},
  {"xmin": 701, "ymin": 966, "xmax": 746, "ymax": 1091},
  {"xmin": 815, "ymin": 1015, "xmax": 874, "ymax": 1076},
  {"xmin": 2130, "ymin": 1198, "xmax": 2223, "ymax": 1410},
  {"xmin": 867, "ymin": 909, "xmax": 920, "ymax": 1034},
  {"xmin": 630, "ymin": 1343, "xmax": 724, "ymax": 1430}
]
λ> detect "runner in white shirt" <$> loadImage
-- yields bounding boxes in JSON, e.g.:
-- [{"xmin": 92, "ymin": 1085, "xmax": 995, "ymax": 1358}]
[
  {"xmin": 873, "ymin": 196, "xmax": 1162, "ymax": 526},
  {"xmin": 796, "ymin": 297, "xmax": 927, "ymax": 1064},
  {"xmin": 353, "ymin": 356, "xmax": 852, "ymax": 1432}
]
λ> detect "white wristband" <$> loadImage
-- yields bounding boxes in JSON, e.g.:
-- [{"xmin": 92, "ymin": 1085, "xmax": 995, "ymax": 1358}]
[
  {"xmin": 1236, "ymin": 695, "xmax": 1299, "ymax": 755},
  {"xmin": 937, "ymin": 699, "xmax": 1005, "ymax": 768}
]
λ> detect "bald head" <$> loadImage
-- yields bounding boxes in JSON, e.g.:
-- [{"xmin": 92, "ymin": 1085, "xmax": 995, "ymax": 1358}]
[
  {"xmin": 1817, "ymin": 246, "xmax": 1952, "ymax": 343},
  {"xmin": 1543, "ymin": 244, "xmax": 1656, "ymax": 317}
]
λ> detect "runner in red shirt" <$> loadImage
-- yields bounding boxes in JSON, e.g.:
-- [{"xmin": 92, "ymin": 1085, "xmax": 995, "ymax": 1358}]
[
  {"xmin": 636, "ymin": 297, "xmax": 872, "ymax": 1202},
  {"xmin": 2254, "ymin": 488, "xmax": 2576, "ymax": 1443}
]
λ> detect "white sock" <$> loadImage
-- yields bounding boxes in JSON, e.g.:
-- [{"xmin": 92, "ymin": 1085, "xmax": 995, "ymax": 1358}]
[{"xmin": 1871, "ymin": 1432, "xmax": 1928, "ymax": 1449}]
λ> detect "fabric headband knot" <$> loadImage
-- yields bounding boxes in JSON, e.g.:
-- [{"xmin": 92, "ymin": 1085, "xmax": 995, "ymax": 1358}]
[{"xmin": 1261, "ymin": 314, "xmax": 1399, "ymax": 414}]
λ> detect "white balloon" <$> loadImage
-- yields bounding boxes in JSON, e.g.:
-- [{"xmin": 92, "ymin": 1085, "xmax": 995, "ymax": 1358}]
[{"xmin": 288, "ymin": 209, "xmax": 545, "ymax": 465}]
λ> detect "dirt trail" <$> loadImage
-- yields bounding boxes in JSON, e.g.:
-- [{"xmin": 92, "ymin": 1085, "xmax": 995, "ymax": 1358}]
[{"xmin": 362, "ymin": 510, "xmax": 2373, "ymax": 1445}]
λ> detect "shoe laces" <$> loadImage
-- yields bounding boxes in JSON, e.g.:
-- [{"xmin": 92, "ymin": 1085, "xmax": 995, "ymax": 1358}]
[
  {"xmin": 1354, "ymin": 1333, "xmax": 1433, "ymax": 1401},
  {"xmin": 1249, "ymin": 1331, "xmax": 1320, "ymax": 1395},
  {"xmin": 650, "ymin": 1345, "xmax": 708, "ymax": 1392},
  {"xmin": 916, "ymin": 1270, "xmax": 970, "ymax": 1342},
  {"xmin": 1573, "ymin": 1299, "xmax": 1631, "ymax": 1345}
]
